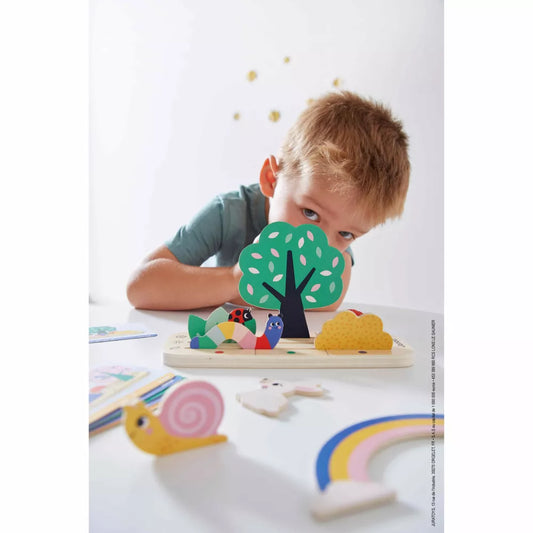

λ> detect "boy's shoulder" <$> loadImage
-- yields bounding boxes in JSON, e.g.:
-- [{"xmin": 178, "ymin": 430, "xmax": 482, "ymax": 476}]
[
  {"xmin": 217, "ymin": 183, "xmax": 262, "ymax": 203},
  {"xmin": 217, "ymin": 184, "xmax": 265, "ymax": 221},
  {"xmin": 215, "ymin": 183, "xmax": 267, "ymax": 238}
]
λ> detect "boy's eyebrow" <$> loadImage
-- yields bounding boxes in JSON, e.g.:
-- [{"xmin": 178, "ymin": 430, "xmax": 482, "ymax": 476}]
[{"xmin": 300, "ymin": 194, "xmax": 334, "ymax": 216}]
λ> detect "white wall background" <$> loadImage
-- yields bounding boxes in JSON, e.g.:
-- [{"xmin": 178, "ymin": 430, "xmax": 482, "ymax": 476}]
[{"xmin": 90, "ymin": 0, "xmax": 443, "ymax": 313}]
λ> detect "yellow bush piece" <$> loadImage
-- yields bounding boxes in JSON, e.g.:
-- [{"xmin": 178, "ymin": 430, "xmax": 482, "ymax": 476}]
[{"xmin": 314, "ymin": 312, "xmax": 393, "ymax": 350}]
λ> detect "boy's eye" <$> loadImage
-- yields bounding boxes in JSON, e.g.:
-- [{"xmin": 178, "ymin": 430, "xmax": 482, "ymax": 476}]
[
  {"xmin": 302, "ymin": 208, "xmax": 319, "ymax": 221},
  {"xmin": 339, "ymin": 231, "xmax": 355, "ymax": 240}
]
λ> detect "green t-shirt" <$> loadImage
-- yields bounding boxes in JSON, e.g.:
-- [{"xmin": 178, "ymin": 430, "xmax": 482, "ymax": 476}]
[{"xmin": 166, "ymin": 183, "xmax": 354, "ymax": 267}]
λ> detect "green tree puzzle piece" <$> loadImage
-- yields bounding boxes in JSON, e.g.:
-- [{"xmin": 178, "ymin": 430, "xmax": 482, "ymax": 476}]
[{"xmin": 238, "ymin": 222, "xmax": 344, "ymax": 338}]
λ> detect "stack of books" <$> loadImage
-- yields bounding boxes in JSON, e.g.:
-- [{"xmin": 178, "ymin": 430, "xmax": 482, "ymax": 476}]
[{"xmin": 89, "ymin": 365, "xmax": 185, "ymax": 435}]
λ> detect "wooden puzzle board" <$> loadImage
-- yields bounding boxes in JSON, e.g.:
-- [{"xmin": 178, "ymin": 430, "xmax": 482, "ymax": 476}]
[{"xmin": 163, "ymin": 333, "xmax": 414, "ymax": 368}]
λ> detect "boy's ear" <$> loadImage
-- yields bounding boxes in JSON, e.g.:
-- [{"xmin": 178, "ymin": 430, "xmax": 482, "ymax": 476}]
[{"xmin": 259, "ymin": 155, "xmax": 279, "ymax": 198}]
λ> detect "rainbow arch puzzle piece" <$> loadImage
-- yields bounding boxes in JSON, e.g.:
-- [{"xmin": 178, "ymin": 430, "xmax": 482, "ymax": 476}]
[{"xmin": 311, "ymin": 413, "xmax": 444, "ymax": 520}]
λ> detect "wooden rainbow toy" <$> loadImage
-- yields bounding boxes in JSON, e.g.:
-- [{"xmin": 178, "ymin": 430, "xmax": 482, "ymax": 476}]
[{"xmin": 311, "ymin": 413, "xmax": 444, "ymax": 520}]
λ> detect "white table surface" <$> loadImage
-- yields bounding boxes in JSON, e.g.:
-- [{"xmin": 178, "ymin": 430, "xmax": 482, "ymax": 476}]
[{"xmin": 89, "ymin": 302, "xmax": 444, "ymax": 533}]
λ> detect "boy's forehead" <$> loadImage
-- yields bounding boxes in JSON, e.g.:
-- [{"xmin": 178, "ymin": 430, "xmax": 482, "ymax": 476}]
[
  {"xmin": 299, "ymin": 172, "xmax": 352, "ymax": 194},
  {"xmin": 295, "ymin": 174, "xmax": 357, "ymax": 208}
]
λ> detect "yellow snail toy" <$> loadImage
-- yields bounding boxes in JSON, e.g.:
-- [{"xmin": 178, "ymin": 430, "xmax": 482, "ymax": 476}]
[{"xmin": 122, "ymin": 380, "xmax": 227, "ymax": 456}]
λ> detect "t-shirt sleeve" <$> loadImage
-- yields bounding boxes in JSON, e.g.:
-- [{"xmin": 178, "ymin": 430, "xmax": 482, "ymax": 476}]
[{"xmin": 165, "ymin": 196, "xmax": 224, "ymax": 266}]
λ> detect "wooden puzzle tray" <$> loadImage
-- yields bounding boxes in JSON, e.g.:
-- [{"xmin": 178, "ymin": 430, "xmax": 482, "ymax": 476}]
[{"xmin": 163, "ymin": 333, "xmax": 414, "ymax": 368}]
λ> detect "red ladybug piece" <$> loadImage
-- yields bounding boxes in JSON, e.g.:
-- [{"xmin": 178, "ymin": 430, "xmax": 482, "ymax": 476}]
[{"xmin": 228, "ymin": 308, "xmax": 253, "ymax": 323}]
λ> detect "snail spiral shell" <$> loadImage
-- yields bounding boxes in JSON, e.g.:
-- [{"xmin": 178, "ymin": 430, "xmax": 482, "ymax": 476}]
[{"xmin": 158, "ymin": 380, "xmax": 224, "ymax": 438}]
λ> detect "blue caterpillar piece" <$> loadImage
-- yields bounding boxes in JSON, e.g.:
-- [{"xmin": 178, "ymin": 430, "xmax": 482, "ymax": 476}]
[{"xmin": 190, "ymin": 314, "xmax": 284, "ymax": 350}]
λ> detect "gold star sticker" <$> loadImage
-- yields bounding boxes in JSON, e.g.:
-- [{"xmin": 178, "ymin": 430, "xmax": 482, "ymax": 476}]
[
  {"xmin": 233, "ymin": 112, "xmax": 241, "ymax": 121},
  {"xmin": 268, "ymin": 110, "xmax": 281, "ymax": 122},
  {"xmin": 247, "ymin": 70, "xmax": 258, "ymax": 82}
]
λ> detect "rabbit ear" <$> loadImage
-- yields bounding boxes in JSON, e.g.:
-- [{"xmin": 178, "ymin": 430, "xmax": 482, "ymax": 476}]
[{"xmin": 294, "ymin": 383, "xmax": 324, "ymax": 396}]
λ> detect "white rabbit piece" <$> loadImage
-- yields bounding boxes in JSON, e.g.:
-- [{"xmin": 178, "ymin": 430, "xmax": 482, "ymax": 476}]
[{"xmin": 236, "ymin": 378, "xmax": 324, "ymax": 417}]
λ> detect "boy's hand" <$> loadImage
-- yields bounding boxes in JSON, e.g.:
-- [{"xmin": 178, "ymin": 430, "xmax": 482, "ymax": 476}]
[
  {"xmin": 228, "ymin": 263, "xmax": 248, "ymax": 306},
  {"xmin": 231, "ymin": 262, "xmax": 242, "ymax": 285}
]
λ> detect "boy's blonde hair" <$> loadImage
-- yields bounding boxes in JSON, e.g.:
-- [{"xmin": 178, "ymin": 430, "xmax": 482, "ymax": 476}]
[{"xmin": 278, "ymin": 91, "xmax": 410, "ymax": 224}]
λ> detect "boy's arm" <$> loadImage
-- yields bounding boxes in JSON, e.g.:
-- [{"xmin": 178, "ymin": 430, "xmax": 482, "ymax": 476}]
[
  {"xmin": 127, "ymin": 247, "xmax": 351, "ymax": 312},
  {"xmin": 127, "ymin": 245, "xmax": 242, "ymax": 310}
]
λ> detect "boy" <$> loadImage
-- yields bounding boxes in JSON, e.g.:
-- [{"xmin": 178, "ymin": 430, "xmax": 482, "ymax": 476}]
[{"xmin": 127, "ymin": 91, "xmax": 410, "ymax": 311}]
